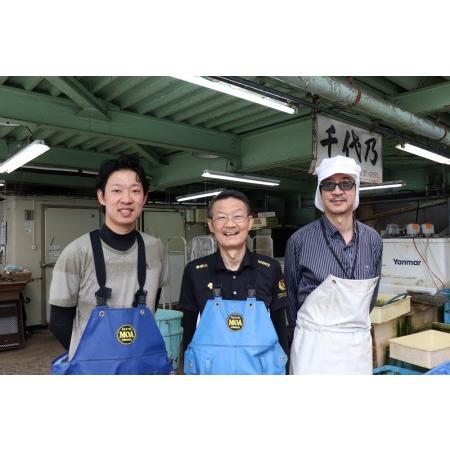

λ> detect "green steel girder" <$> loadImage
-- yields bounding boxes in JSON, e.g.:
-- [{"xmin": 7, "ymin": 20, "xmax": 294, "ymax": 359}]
[
  {"xmin": 0, "ymin": 85, "xmax": 239, "ymax": 158},
  {"xmin": 149, "ymin": 154, "xmax": 231, "ymax": 190},
  {"xmin": 46, "ymin": 76, "xmax": 110, "ymax": 121},
  {"xmin": 149, "ymin": 153, "xmax": 306, "ymax": 192},
  {"xmin": 131, "ymin": 144, "xmax": 166, "ymax": 166},
  {"xmin": 0, "ymin": 138, "xmax": 138, "ymax": 173},
  {"xmin": 23, "ymin": 76, "xmax": 45, "ymax": 91},
  {"xmin": 240, "ymin": 118, "xmax": 313, "ymax": 172},
  {"xmin": 2, "ymin": 170, "xmax": 97, "ymax": 189},
  {"xmin": 391, "ymin": 81, "xmax": 450, "ymax": 114},
  {"xmin": 114, "ymin": 77, "xmax": 170, "ymax": 108},
  {"xmin": 149, "ymin": 118, "xmax": 314, "ymax": 191},
  {"xmin": 385, "ymin": 76, "xmax": 423, "ymax": 91},
  {"xmin": 355, "ymin": 77, "xmax": 402, "ymax": 96}
]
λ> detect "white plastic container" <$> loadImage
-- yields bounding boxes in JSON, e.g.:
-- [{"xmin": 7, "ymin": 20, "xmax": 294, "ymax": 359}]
[
  {"xmin": 420, "ymin": 223, "xmax": 434, "ymax": 237},
  {"xmin": 405, "ymin": 223, "xmax": 420, "ymax": 236},
  {"xmin": 389, "ymin": 330, "xmax": 450, "ymax": 369},
  {"xmin": 385, "ymin": 223, "xmax": 400, "ymax": 237},
  {"xmin": 370, "ymin": 295, "xmax": 411, "ymax": 324}
]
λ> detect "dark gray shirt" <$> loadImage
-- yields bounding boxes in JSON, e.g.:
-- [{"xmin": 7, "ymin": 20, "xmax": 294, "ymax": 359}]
[{"xmin": 284, "ymin": 215, "xmax": 383, "ymax": 327}]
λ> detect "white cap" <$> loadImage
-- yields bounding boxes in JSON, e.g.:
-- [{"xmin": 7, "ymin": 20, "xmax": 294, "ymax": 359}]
[{"xmin": 314, "ymin": 155, "xmax": 361, "ymax": 212}]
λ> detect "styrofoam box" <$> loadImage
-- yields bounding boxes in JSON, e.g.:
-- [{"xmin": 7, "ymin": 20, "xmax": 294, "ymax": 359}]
[
  {"xmin": 389, "ymin": 330, "xmax": 450, "ymax": 369},
  {"xmin": 370, "ymin": 296, "xmax": 411, "ymax": 324}
]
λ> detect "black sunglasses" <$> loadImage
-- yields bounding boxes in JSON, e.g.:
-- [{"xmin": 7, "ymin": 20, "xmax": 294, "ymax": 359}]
[{"xmin": 320, "ymin": 180, "xmax": 355, "ymax": 191}]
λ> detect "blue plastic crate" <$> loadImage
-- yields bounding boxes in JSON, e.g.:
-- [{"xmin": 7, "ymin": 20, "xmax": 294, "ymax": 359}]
[
  {"xmin": 373, "ymin": 365, "xmax": 422, "ymax": 375},
  {"xmin": 425, "ymin": 361, "xmax": 450, "ymax": 375},
  {"xmin": 155, "ymin": 308, "xmax": 183, "ymax": 371}
]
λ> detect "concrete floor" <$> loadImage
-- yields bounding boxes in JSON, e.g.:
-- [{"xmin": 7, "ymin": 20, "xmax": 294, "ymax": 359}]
[{"xmin": 0, "ymin": 328, "xmax": 64, "ymax": 375}]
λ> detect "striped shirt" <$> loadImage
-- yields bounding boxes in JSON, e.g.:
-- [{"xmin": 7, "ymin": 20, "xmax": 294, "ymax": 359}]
[{"xmin": 284, "ymin": 215, "xmax": 383, "ymax": 327}]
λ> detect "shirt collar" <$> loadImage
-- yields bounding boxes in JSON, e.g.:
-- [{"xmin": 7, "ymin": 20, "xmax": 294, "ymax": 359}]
[
  {"xmin": 214, "ymin": 247, "xmax": 255, "ymax": 272},
  {"xmin": 321, "ymin": 215, "xmax": 358, "ymax": 241}
]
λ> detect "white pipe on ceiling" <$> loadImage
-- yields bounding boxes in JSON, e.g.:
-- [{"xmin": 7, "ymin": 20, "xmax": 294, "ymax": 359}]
[{"xmin": 274, "ymin": 76, "xmax": 450, "ymax": 147}]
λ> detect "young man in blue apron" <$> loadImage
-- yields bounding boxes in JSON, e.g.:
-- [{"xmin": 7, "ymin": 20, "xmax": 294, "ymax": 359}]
[
  {"xmin": 49, "ymin": 155, "xmax": 171, "ymax": 374},
  {"xmin": 180, "ymin": 190, "xmax": 289, "ymax": 375},
  {"xmin": 285, "ymin": 155, "xmax": 383, "ymax": 374}
]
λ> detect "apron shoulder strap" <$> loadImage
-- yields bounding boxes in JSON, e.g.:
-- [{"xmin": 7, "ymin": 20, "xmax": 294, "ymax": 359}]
[
  {"xmin": 89, "ymin": 230, "xmax": 112, "ymax": 306},
  {"xmin": 133, "ymin": 232, "xmax": 148, "ymax": 306}
]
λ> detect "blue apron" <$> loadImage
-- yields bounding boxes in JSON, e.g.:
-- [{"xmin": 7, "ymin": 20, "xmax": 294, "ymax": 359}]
[
  {"xmin": 184, "ymin": 269, "xmax": 287, "ymax": 375},
  {"xmin": 51, "ymin": 230, "xmax": 172, "ymax": 375}
]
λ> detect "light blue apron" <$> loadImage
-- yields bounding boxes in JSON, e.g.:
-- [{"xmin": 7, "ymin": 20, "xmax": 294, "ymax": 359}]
[
  {"xmin": 184, "ymin": 276, "xmax": 287, "ymax": 375},
  {"xmin": 51, "ymin": 230, "xmax": 172, "ymax": 375}
]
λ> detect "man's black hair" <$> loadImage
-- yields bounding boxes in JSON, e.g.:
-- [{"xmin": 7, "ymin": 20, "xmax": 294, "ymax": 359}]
[
  {"xmin": 207, "ymin": 189, "xmax": 252, "ymax": 218},
  {"xmin": 96, "ymin": 155, "xmax": 149, "ymax": 194}
]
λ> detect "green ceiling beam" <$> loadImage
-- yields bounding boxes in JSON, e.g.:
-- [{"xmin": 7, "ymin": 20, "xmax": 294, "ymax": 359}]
[
  {"xmin": 45, "ymin": 76, "xmax": 111, "ymax": 121},
  {"xmin": 391, "ymin": 81, "xmax": 450, "ymax": 114},
  {"xmin": 23, "ymin": 76, "xmax": 45, "ymax": 91},
  {"xmin": 149, "ymin": 153, "xmax": 305, "ymax": 192},
  {"xmin": 2, "ymin": 171, "xmax": 96, "ymax": 190},
  {"xmin": 385, "ymin": 76, "xmax": 423, "ymax": 91},
  {"xmin": 149, "ymin": 155, "xmax": 231, "ymax": 190},
  {"xmin": 131, "ymin": 143, "xmax": 165, "ymax": 166},
  {"xmin": 355, "ymin": 77, "xmax": 402, "ymax": 96},
  {"xmin": 148, "ymin": 117, "xmax": 314, "ymax": 191},
  {"xmin": 0, "ymin": 138, "xmax": 129, "ymax": 172},
  {"xmin": 240, "ymin": 118, "xmax": 313, "ymax": 171},
  {"xmin": 0, "ymin": 85, "xmax": 239, "ymax": 158}
]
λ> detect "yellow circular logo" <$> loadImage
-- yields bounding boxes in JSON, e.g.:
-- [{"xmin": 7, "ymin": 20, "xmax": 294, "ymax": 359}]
[
  {"xmin": 227, "ymin": 314, "xmax": 244, "ymax": 331},
  {"xmin": 278, "ymin": 279, "xmax": 286, "ymax": 291},
  {"xmin": 117, "ymin": 325, "xmax": 137, "ymax": 344}
]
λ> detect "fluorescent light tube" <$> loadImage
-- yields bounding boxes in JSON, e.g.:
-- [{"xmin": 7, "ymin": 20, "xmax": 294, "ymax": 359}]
[
  {"xmin": 396, "ymin": 143, "xmax": 450, "ymax": 165},
  {"xmin": 0, "ymin": 140, "xmax": 51, "ymax": 174},
  {"xmin": 173, "ymin": 76, "xmax": 297, "ymax": 115},
  {"xmin": 202, "ymin": 169, "xmax": 280, "ymax": 187},
  {"xmin": 24, "ymin": 164, "xmax": 79, "ymax": 173},
  {"xmin": 176, "ymin": 189, "xmax": 223, "ymax": 202},
  {"xmin": 360, "ymin": 182, "xmax": 404, "ymax": 191}
]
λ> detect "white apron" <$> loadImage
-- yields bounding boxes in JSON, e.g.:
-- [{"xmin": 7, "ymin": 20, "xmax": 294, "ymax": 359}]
[{"xmin": 289, "ymin": 274, "xmax": 378, "ymax": 375}]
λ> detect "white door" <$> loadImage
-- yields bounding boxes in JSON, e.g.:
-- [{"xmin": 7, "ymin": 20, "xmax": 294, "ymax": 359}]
[
  {"xmin": 42, "ymin": 206, "xmax": 101, "ymax": 324},
  {"xmin": 142, "ymin": 210, "xmax": 185, "ymax": 307}
]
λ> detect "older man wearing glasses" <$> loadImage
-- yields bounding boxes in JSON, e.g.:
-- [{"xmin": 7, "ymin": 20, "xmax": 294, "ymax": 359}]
[
  {"xmin": 179, "ymin": 190, "xmax": 289, "ymax": 374},
  {"xmin": 285, "ymin": 155, "xmax": 383, "ymax": 374}
]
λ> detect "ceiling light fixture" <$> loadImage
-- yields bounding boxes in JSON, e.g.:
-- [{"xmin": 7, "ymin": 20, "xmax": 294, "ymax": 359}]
[
  {"xmin": 22, "ymin": 164, "xmax": 98, "ymax": 176},
  {"xmin": 176, "ymin": 188, "xmax": 224, "ymax": 202},
  {"xmin": 202, "ymin": 169, "xmax": 280, "ymax": 187},
  {"xmin": 359, "ymin": 181, "xmax": 405, "ymax": 191},
  {"xmin": 395, "ymin": 143, "xmax": 450, "ymax": 165},
  {"xmin": 173, "ymin": 76, "xmax": 298, "ymax": 115},
  {"xmin": 0, "ymin": 140, "xmax": 51, "ymax": 174}
]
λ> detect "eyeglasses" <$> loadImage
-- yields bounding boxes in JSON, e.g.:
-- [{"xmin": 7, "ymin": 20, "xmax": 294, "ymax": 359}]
[
  {"xmin": 320, "ymin": 180, "xmax": 355, "ymax": 192},
  {"xmin": 212, "ymin": 214, "xmax": 248, "ymax": 225}
]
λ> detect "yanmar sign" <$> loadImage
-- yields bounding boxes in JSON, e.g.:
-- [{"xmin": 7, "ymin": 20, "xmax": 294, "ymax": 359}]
[{"xmin": 393, "ymin": 258, "xmax": 421, "ymax": 266}]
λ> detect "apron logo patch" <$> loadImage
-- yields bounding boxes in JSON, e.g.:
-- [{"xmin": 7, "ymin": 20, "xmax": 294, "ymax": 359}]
[
  {"xmin": 278, "ymin": 279, "xmax": 286, "ymax": 291},
  {"xmin": 117, "ymin": 325, "xmax": 137, "ymax": 345},
  {"xmin": 227, "ymin": 314, "xmax": 244, "ymax": 331},
  {"xmin": 207, "ymin": 282, "xmax": 213, "ymax": 290}
]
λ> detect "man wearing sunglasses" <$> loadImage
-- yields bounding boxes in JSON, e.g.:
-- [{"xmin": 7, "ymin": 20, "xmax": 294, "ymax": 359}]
[{"xmin": 285, "ymin": 155, "xmax": 382, "ymax": 374}]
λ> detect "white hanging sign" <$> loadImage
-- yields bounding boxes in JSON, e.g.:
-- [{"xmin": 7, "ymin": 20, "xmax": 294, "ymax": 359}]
[{"xmin": 314, "ymin": 114, "xmax": 383, "ymax": 183}]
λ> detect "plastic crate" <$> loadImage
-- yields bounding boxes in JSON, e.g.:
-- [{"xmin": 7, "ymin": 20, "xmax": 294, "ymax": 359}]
[
  {"xmin": 155, "ymin": 309, "xmax": 183, "ymax": 371},
  {"xmin": 425, "ymin": 361, "xmax": 450, "ymax": 375},
  {"xmin": 373, "ymin": 365, "xmax": 422, "ymax": 375}
]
